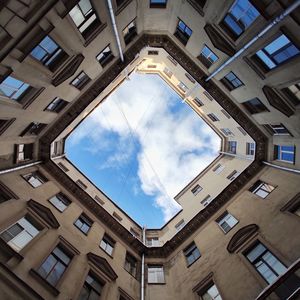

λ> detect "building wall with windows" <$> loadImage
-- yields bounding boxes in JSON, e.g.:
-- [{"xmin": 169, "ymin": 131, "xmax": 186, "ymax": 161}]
[{"xmin": 0, "ymin": 0, "xmax": 300, "ymax": 299}]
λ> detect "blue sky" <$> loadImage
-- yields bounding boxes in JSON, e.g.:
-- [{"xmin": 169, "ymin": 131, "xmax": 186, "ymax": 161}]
[{"xmin": 66, "ymin": 73, "xmax": 220, "ymax": 228}]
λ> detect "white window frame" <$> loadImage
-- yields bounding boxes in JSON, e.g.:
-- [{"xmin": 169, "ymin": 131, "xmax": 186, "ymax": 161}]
[
  {"xmin": 148, "ymin": 266, "xmax": 165, "ymax": 284},
  {"xmin": 216, "ymin": 212, "xmax": 238, "ymax": 233}
]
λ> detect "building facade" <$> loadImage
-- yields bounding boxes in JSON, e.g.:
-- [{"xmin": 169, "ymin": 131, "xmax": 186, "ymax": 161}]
[{"xmin": 0, "ymin": 0, "xmax": 300, "ymax": 299}]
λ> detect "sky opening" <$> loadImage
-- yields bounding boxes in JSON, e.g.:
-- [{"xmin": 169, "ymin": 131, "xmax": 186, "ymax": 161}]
[{"xmin": 66, "ymin": 73, "xmax": 221, "ymax": 228}]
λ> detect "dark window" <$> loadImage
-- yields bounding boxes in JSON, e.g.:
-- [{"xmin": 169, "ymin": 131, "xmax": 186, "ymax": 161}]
[
  {"xmin": 45, "ymin": 97, "xmax": 68, "ymax": 113},
  {"xmin": 198, "ymin": 281, "xmax": 223, "ymax": 300},
  {"xmin": 30, "ymin": 36, "xmax": 68, "ymax": 72},
  {"xmin": 20, "ymin": 122, "xmax": 47, "ymax": 136},
  {"xmin": 0, "ymin": 76, "xmax": 30, "ymax": 100},
  {"xmin": 263, "ymin": 124, "xmax": 291, "ymax": 136},
  {"xmin": 23, "ymin": 171, "xmax": 47, "ymax": 188},
  {"xmin": 255, "ymin": 34, "xmax": 300, "ymax": 70},
  {"xmin": 220, "ymin": 128, "xmax": 234, "ymax": 136},
  {"xmin": 148, "ymin": 50, "xmax": 159, "ymax": 55},
  {"xmin": 249, "ymin": 180, "xmax": 275, "ymax": 199},
  {"xmin": 174, "ymin": 19, "xmax": 192, "ymax": 46},
  {"xmin": 0, "ymin": 118, "xmax": 15, "ymax": 135},
  {"xmin": 193, "ymin": 97, "xmax": 204, "ymax": 107},
  {"xmin": 244, "ymin": 241, "xmax": 286, "ymax": 284},
  {"xmin": 274, "ymin": 145, "xmax": 295, "ymax": 163},
  {"xmin": 246, "ymin": 142, "xmax": 255, "ymax": 155},
  {"xmin": 76, "ymin": 179, "xmax": 87, "ymax": 189},
  {"xmin": 74, "ymin": 214, "xmax": 93, "ymax": 234},
  {"xmin": 58, "ymin": 162, "xmax": 69, "ymax": 172},
  {"xmin": 49, "ymin": 193, "xmax": 71, "ymax": 212},
  {"xmin": 71, "ymin": 71, "xmax": 91, "ymax": 90},
  {"xmin": 15, "ymin": 143, "xmax": 34, "ymax": 163},
  {"xmin": 221, "ymin": 109, "xmax": 231, "ymax": 119},
  {"xmin": 216, "ymin": 211, "xmax": 238, "ymax": 233},
  {"xmin": 207, "ymin": 113, "xmax": 219, "ymax": 122},
  {"xmin": 150, "ymin": 0, "xmax": 167, "ymax": 8},
  {"xmin": 191, "ymin": 184, "xmax": 202, "ymax": 196},
  {"xmin": 37, "ymin": 245, "xmax": 72, "ymax": 286},
  {"xmin": 282, "ymin": 83, "xmax": 300, "ymax": 106},
  {"xmin": 96, "ymin": 45, "xmax": 114, "ymax": 67},
  {"xmin": 123, "ymin": 20, "xmax": 137, "ymax": 45},
  {"xmin": 69, "ymin": 0, "xmax": 101, "ymax": 40},
  {"xmin": 226, "ymin": 170, "xmax": 240, "ymax": 181},
  {"xmin": 242, "ymin": 98, "xmax": 269, "ymax": 114},
  {"xmin": 0, "ymin": 181, "xmax": 17, "ymax": 203},
  {"xmin": 113, "ymin": 211, "xmax": 122, "ymax": 221},
  {"xmin": 198, "ymin": 45, "xmax": 218, "ymax": 68},
  {"xmin": 237, "ymin": 126, "xmax": 247, "ymax": 136},
  {"xmin": 124, "ymin": 252, "xmax": 137, "ymax": 277},
  {"xmin": 100, "ymin": 234, "xmax": 115, "ymax": 256},
  {"xmin": 221, "ymin": 71, "xmax": 243, "ymax": 90},
  {"xmin": 148, "ymin": 266, "xmax": 165, "ymax": 283},
  {"xmin": 183, "ymin": 242, "xmax": 201, "ymax": 266},
  {"xmin": 227, "ymin": 141, "xmax": 237, "ymax": 154},
  {"xmin": 221, "ymin": 0, "xmax": 259, "ymax": 39},
  {"xmin": 78, "ymin": 272, "xmax": 103, "ymax": 300}
]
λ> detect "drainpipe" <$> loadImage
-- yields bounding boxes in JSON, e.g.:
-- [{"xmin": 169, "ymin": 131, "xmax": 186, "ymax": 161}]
[
  {"xmin": 0, "ymin": 161, "xmax": 42, "ymax": 175},
  {"xmin": 205, "ymin": 0, "xmax": 300, "ymax": 82},
  {"xmin": 141, "ymin": 227, "xmax": 146, "ymax": 300},
  {"xmin": 219, "ymin": 151, "xmax": 254, "ymax": 161},
  {"xmin": 106, "ymin": 0, "xmax": 129, "ymax": 78},
  {"xmin": 263, "ymin": 161, "xmax": 300, "ymax": 174}
]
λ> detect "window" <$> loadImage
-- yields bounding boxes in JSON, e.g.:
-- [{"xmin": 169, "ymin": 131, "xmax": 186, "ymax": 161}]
[
  {"xmin": 96, "ymin": 45, "xmax": 114, "ymax": 67},
  {"xmin": 221, "ymin": 0, "xmax": 259, "ymax": 39},
  {"xmin": 15, "ymin": 143, "xmax": 33, "ymax": 163},
  {"xmin": 113, "ymin": 212, "xmax": 122, "ymax": 221},
  {"xmin": 263, "ymin": 124, "xmax": 290, "ymax": 136},
  {"xmin": 0, "ymin": 118, "xmax": 15, "ymax": 135},
  {"xmin": 94, "ymin": 195, "xmax": 104, "ymax": 205},
  {"xmin": 198, "ymin": 45, "xmax": 218, "ymax": 68},
  {"xmin": 198, "ymin": 282, "xmax": 223, "ymax": 300},
  {"xmin": 184, "ymin": 242, "xmax": 201, "ymax": 266},
  {"xmin": 185, "ymin": 73, "xmax": 195, "ymax": 83},
  {"xmin": 123, "ymin": 20, "xmax": 137, "ymax": 45},
  {"xmin": 100, "ymin": 234, "xmax": 115, "ymax": 256},
  {"xmin": 30, "ymin": 36, "xmax": 68, "ymax": 72},
  {"xmin": 226, "ymin": 170, "xmax": 240, "ymax": 181},
  {"xmin": 221, "ymin": 109, "xmax": 231, "ymax": 119},
  {"xmin": 227, "ymin": 141, "xmax": 237, "ymax": 154},
  {"xmin": 249, "ymin": 180, "xmax": 275, "ymax": 199},
  {"xmin": 49, "ymin": 193, "xmax": 71, "ymax": 212},
  {"xmin": 148, "ymin": 266, "xmax": 165, "ymax": 283},
  {"xmin": 124, "ymin": 252, "xmax": 137, "ymax": 277},
  {"xmin": 130, "ymin": 227, "xmax": 140, "ymax": 239},
  {"xmin": 203, "ymin": 91, "xmax": 214, "ymax": 101},
  {"xmin": 0, "ymin": 182, "xmax": 17, "ymax": 203},
  {"xmin": 216, "ymin": 211, "xmax": 238, "ymax": 233},
  {"xmin": 242, "ymin": 98, "xmax": 269, "ymax": 114},
  {"xmin": 148, "ymin": 50, "xmax": 159, "ymax": 55},
  {"xmin": 246, "ymin": 142, "xmax": 255, "ymax": 155},
  {"xmin": 146, "ymin": 237, "xmax": 160, "ymax": 247},
  {"xmin": 201, "ymin": 195, "xmax": 213, "ymax": 206},
  {"xmin": 71, "ymin": 71, "xmax": 91, "ymax": 90},
  {"xmin": 212, "ymin": 164, "xmax": 225, "ymax": 174},
  {"xmin": 174, "ymin": 19, "xmax": 192, "ymax": 46},
  {"xmin": 282, "ymin": 83, "xmax": 300, "ymax": 106},
  {"xmin": 0, "ymin": 76, "xmax": 29, "ymax": 100},
  {"xmin": 20, "ymin": 122, "xmax": 47, "ymax": 136},
  {"xmin": 207, "ymin": 113, "xmax": 219, "ymax": 122},
  {"xmin": 74, "ymin": 214, "xmax": 93, "ymax": 234},
  {"xmin": 237, "ymin": 126, "xmax": 247, "ymax": 136},
  {"xmin": 245, "ymin": 241, "xmax": 286, "ymax": 284},
  {"xmin": 78, "ymin": 272, "xmax": 103, "ymax": 300},
  {"xmin": 76, "ymin": 179, "xmax": 87, "ymax": 189},
  {"xmin": 175, "ymin": 219, "xmax": 185, "ymax": 232},
  {"xmin": 0, "ymin": 216, "xmax": 41, "ymax": 252},
  {"xmin": 58, "ymin": 162, "xmax": 69, "ymax": 172},
  {"xmin": 255, "ymin": 34, "xmax": 300, "ymax": 70},
  {"xmin": 69, "ymin": 0, "xmax": 101, "ymax": 40},
  {"xmin": 37, "ymin": 245, "xmax": 72, "ymax": 286},
  {"xmin": 221, "ymin": 71, "xmax": 244, "ymax": 90},
  {"xmin": 163, "ymin": 67, "xmax": 173, "ymax": 78},
  {"xmin": 194, "ymin": 97, "xmax": 204, "ymax": 107},
  {"xmin": 167, "ymin": 55, "xmax": 177, "ymax": 66},
  {"xmin": 221, "ymin": 127, "xmax": 234, "ymax": 137},
  {"xmin": 274, "ymin": 145, "xmax": 295, "ymax": 163},
  {"xmin": 150, "ymin": 0, "xmax": 167, "ymax": 8},
  {"xmin": 178, "ymin": 82, "xmax": 188, "ymax": 93},
  {"xmin": 23, "ymin": 171, "xmax": 47, "ymax": 188},
  {"xmin": 45, "ymin": 97, "xmax": 68, "ymax": 113},
  {"xmin": 191, "ymin": 184, "xmax": 203, "ymax": 196}
]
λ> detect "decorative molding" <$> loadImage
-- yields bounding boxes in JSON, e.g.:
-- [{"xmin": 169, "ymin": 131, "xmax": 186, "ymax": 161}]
[
  {"xmin": 27, "ymin": 199, "xmax": 60, "ymax": 229},
  {"xmin": 51, "ymin": 54, "xmax": 84, "ymax": 87},
  {"xmin": 192, "ymin": 272, "xmax": 213, "ymax": 293},
  {"xmin": 262, "ymin": 85, "xmax": 295, "ymax": 117},
  {"xmin": 39, "ymin": 34, "xmax": 268, "ymax": 258},
  {"xmin": 87, "ymin": 252, "xmax": 118, "ymax": 281},
  {"xmin": 227, "ymin": 224, "xmax": 259, "ymax": 253},
  {"xmin": 204, "ymin": 24, "xmax": 235, "ymax": 56},
  {"xmin": 118, "ymin": 287, "xmax": 136, "ymax": 300},
  {"xmin": 0, "ymin": 180, "xmax": 19, "ymax": 199},
  {"xmin": 280, "ymin": 192, "xmax": 300, "ymax": 213}
]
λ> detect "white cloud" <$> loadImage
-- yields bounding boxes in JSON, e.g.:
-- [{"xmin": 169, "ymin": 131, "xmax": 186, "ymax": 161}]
[{"xmin": 67, "ymin": 73, "xmax": 220, "ymax": 223}]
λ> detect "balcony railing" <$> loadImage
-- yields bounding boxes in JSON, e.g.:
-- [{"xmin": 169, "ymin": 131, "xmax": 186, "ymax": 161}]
[{"xmin": 255, "ymin": 258, "xmax": 300, "ymax": 300}]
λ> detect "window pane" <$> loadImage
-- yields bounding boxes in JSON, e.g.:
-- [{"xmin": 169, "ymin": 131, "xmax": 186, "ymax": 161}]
[
  {"xmin": 256, "ymin": 50, "xmax": 276, "ymax": 69},
  {"xmin": 53, "ymin": 247, "xmax": 71, "ymax": 265},
  {"xmin": 38, "ymin": 254, "xmax": 57, "ymax": 278},
  {"xmin": 263, "ymin": 252, "xmax": 286, "ymax": 276},
  {"xmin": 265, "ymin": 35, "xmax": 289, "ymax": 55},
  {"xmin": 47, "ymin": 261, "xmax": 66, "ymax": 285},
  {"xmin": 246, "ymin": 243, "xmax": 266, "ymax": 262}
]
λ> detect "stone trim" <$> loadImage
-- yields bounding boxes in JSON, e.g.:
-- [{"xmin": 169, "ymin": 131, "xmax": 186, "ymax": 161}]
[{"xmin": 39, "ymin": 34, "xmax": 267, "ymax": 258}]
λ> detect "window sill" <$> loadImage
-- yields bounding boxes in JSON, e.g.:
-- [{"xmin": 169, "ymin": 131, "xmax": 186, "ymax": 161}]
[
  {"xmin": 29, "ymin": 269, "xmax": 60, "ymax": 296},
  {"xmin": 0, "ymin": 239, "xmax": 24, "ymax": 261}
]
